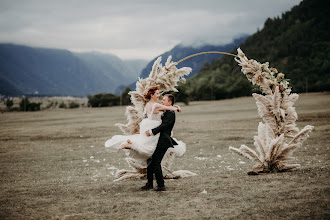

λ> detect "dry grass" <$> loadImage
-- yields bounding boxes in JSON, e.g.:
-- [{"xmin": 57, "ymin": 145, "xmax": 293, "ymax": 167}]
[{"xmin": 0, "ymin": 92, "xmax": 329, "ymax": 219}]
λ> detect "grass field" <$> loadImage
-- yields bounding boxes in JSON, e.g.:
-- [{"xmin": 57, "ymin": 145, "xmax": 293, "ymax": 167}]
[{"xmin": 0, "ymin": 92, "xmax": 329, "ymax": 219}]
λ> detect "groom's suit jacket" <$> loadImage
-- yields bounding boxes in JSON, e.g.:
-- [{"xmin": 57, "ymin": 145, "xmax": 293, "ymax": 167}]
[{"xmin": 151, "ymin": 110, "xmax": 178, "ymax": 150}]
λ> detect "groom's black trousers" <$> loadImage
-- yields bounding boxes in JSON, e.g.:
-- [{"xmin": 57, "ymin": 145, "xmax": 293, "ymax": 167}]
[
  {"xmin": 147, "ymin": 145, "xmax": 168, "ymax": 187},
  {"xmin": 147, "ymin": 110, "xmax": 177, "ymax": 187}
]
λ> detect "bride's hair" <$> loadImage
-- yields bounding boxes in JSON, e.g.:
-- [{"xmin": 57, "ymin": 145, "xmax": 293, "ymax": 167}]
[{"xmin": 143, "ymin": 85, "xmax": 160, "ymax": 101}]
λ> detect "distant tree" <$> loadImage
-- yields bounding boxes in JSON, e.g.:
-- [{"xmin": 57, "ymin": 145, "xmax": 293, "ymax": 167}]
[
  {"xmin": 28, "ymin": 102, "xmax": 41, "ymax": 111},
  {"xmin": 59, "ymin": 102, "xmax": 66, "ymax": 108},
  {"xmin": 120, "ymin": 87, "xmax": 132, "ymax": 106},
  {"xmin": 19, "ymin": 96, "xmax": 29, "ymax": 111},
  {"xmin": 88, "ymin": 93, "xmax": 120, "ymax": 107},
  {"xmin": 19, "ymin": 96, "xmax": 41, "ymax": 111},
  {"xmin": 68, "ymin": 102, "xmax": 79, "ymax": 109},
  {"xmin": 173, "ymin": 84, "xmax": 190, "ymax": 105},
  {"xmin": 45, "ymin": 101, "xmax": 54, "ymax": 109},
  {"xmin": 5, "ymin": 98, "xmax": 13, "ymax": 110}
]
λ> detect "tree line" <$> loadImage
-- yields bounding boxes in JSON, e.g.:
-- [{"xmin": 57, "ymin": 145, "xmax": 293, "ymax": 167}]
[
  {"xmin": 2, "ymin": 96, "xmax": 82, "ymax": 112},
  {"xmin": 87, "ymin": 87, "xmax": 132, "ymax": 107}
]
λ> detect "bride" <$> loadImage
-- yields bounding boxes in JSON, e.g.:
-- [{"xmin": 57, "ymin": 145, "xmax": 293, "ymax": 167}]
[{"xmin": 105, "ymin": 85, "xmax": 186, "ymax": 168}]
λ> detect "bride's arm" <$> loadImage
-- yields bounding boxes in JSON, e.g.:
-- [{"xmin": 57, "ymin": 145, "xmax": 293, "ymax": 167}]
[{"xmin": 154, "ymin": 103, "xmax": 180, "ymax": 112}]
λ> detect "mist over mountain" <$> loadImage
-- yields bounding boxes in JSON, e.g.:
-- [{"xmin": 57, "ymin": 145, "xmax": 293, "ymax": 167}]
[{"xmin": 0, "ymin": 44, "xmax": 146, "ymax": 96}]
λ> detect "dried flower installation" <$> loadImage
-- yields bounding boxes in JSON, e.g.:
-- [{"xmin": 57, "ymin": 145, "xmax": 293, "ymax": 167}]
[
  {"xmin": 229, "ymin": 48, "xmax": 314, "ymax": 175},
  {"xmin": 116, "ymin": 56, "xmax": 192, "ymax": 135},
  {"xmin": 113, "ymin": 56, "xmax": 196, "ymax": 181},
  {"xmin": 111, "ymin": 48, "xmax": 313, "ymax": 179}
]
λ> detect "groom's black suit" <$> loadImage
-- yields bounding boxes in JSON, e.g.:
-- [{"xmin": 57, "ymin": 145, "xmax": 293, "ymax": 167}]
[{"xmin": 147, "ymin": 110, "xmax": 178, "ymax": 187}]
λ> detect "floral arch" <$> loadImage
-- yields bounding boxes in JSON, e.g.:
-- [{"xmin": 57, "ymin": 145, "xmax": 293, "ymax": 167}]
[{"xmin": 112, "ymin": 49, "xmax": 313, "ymax": 180}]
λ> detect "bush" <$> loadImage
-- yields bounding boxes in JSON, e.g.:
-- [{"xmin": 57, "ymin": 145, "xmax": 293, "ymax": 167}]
[
  {"xmin": 10, "ymin": 107, "xmax": 20, "ymax": 112},
  {"xmin": 88, "ymin": 93, "xmax": 120, "ymax": 107},
  {"xmin": 171, "ymin": 84, "xmax": 189, "ymax": 105},
  {"xmin": 68, "ymin": 102, "xmax": 79, "ymax": 109},
  {"xmin": 44, "ymin": 101, "xmax": 55, "ymax": 109},
  {"xmin": 5, "ymin": 99, "xmax": 13, "ymax": 110},
  {"xmin": 19, "ymin": 97, "xmax": 41, "ymax": 111},
  {"xmin": 120, "ymin": 87, "xmax": 132, "ymax": 106},
  {"xmin": 19, "ymin": 97, "xmax": 29, "ymax": 111},
  {"xmin": 59, "ymin": 102, "xmax": 66, "ymax": 108}
]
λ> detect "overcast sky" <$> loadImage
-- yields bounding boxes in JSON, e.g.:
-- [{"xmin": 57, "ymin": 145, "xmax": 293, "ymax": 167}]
[{"xmin": 0, "ymin": 0, "xmax": 302, "ymax": 60}]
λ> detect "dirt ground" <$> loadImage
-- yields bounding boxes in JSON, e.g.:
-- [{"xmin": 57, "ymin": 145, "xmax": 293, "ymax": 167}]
[{"xmin": 0, "ymin": 92, "xmax": 329, "ymax": 219}]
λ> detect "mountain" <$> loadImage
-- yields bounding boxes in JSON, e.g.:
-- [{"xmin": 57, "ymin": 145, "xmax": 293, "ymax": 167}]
[
  {"xmin": 141, "ymin": 36, "xmax": 248, "ymax": 79},
  {"xmin": 124, "ymin": 59, "xmax": 149, "ymax": 80},
  {"xmin": 126, "ymin": 36, "xmax": 248, "ymax": 90},
  {"xmin": 0, "ymin": 44, "xmax": 146, "ymax": 96},
  {"xmin": 75, "ymin": 52, "xmax": 147, "ymax": 84},
  {"xmin": 113, "ymin": 59, "xmax": 149, "ymax": 94},
  {"xmin": 186, "ymin": 0, "xmax": 330, "ymax": 101}
]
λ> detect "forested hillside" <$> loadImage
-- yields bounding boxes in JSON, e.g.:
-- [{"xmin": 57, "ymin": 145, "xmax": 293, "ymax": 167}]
[{"xmin": 185, "ymin": 0, "xmax": 329, "ymax": 101}]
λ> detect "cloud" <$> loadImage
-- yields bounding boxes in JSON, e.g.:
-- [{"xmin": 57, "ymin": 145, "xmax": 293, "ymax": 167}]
[{"xmin": 0, "ymin": 0, "xmax": 302, "ymax": 60}]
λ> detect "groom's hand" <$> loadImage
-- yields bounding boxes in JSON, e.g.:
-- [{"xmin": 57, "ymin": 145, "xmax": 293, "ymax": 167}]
[
  {"xmin": 146, "ymin": 130, "xmax": 151, "ymax": 137},
  {"xmin": 174, "ymin": 105, "xmax": 181, "ymax": 112}
]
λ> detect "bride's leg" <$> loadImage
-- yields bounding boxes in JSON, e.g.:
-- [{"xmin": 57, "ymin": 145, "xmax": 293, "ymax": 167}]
[{"xmin": 119, "ymin": 140, "xmax": 132, "ymax": 150}]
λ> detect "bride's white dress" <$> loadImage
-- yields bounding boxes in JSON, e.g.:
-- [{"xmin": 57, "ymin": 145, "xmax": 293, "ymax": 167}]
[{"xmin": 105, "ymin": 103, "xmax": 186, "ymax": 168}]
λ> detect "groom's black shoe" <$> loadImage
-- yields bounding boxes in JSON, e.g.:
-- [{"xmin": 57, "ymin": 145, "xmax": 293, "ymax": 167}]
[
  {"xmin": 141, "ymin": 183, "xmax": 153, "ymax": 191},
  {"xmin": 154, "ymin": 186, "xmax": 166, "ymax": 191}
]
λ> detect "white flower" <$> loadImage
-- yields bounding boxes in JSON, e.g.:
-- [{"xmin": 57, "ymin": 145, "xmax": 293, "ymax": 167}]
[
  {"xmin": 194, "ymin": 156, "xmax": 208, "ymax": 160},
  {"xmin": 226, "ymin": 166, "xmax": 235, "ymax": 171},
  {"xmin": 261, "ymin": 62, "xmax": 270, "ymax": 73},
  {"xmin": 270, "ymin": 67, "xmax": 278, "ymax": 74},
  {"xmin": 237, "ymin": 47, "xmax": 245, "ymax": 57},
  {"xmin": 200, "ymin": 189, "xmax": 207, "ymax": 194}
]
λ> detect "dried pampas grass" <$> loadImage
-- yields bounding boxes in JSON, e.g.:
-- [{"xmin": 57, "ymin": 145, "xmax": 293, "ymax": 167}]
[
  {"xmin": 112, "ymin": 56, "xmax": 195, "ymax": 181},
  {"xmin": 230, "ymin": 48, "xmax": 314, "ymax": 174},
  {"xmin": 116, "ymin": 56, "xmax": 192, "ymax": 135}
]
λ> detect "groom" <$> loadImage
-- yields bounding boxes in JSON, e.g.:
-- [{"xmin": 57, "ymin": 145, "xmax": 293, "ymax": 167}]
[{"xmin": 143, "ymin": 94, "xmax": 180, "ymax": 191}]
